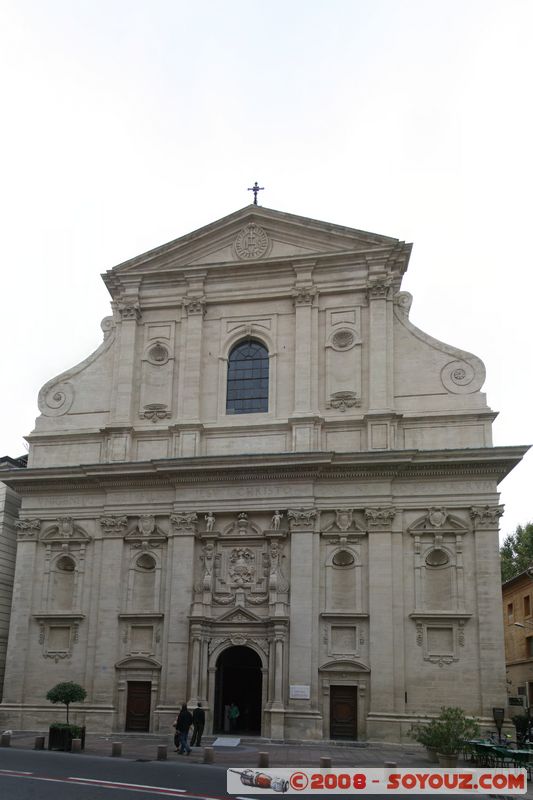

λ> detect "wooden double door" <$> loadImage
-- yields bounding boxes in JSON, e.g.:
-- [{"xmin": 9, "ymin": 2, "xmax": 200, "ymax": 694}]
[{"xmin": 329, "ymin": 685, "xmax": 357, "ymax": 740}]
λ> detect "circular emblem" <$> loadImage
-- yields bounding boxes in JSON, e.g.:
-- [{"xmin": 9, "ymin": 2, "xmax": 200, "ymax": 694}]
[
  {"xmin": 332, "ymin": 329, "xmax": 355, "ymax": 349},
  {"xmin": 234, "ymin": 223, "xmax": 270, "ymax": 260}
]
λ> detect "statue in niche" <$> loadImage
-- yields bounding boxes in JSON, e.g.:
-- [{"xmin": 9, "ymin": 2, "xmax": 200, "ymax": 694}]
[
  {"xmin": 205, "ymin": 512, "xmax": 216, "ymax": 533},
  {"xmin": 201, "ymin": 541, "xmax": 216, "ymax": 591},
  {"xmin": 268, "ymin": 540, "xmax": 288, "ymax": 592},
  {"xmin": 271, "ymin": 510, "xmax": 283, "ymax": 531}
]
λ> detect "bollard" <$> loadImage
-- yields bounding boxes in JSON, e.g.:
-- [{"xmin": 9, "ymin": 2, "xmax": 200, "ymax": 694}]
[
  {"xmin": 258, "ymin": 751, "xmax": 269, "ymax": 768},
  {"xmin": 203, "ymin": 746, "xmax": 215, "ymax": 764},
  {"xmin": 320, "ymin": 756, "xmax": 332, "ymax": 768},
  {"xmin": 34, "ymin": 735, "xmax": 45, "ymax": 750},
  {"xmin": 71, "ymin": 738, "xmax": 82, "ymax": 753},
  {"xmin": 111, "ymin": 741, "xmax": 122, "ymax": 757},
  {"xmin": 0, "ymin": 734, "xmax": 11, "ymax": 747},
  {"xmin": 157, "ymin": 745, "xmax": 167, "ymax": 761}
]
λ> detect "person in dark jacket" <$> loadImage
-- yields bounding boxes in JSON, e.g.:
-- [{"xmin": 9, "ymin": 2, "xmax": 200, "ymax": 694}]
[
  {"xmin": 190, "ymin": 702, "xmax": 205, "ymax": 747},
  {"xmin": 174, "ymin": 704, "xmax": 193, "ymax": 754}
]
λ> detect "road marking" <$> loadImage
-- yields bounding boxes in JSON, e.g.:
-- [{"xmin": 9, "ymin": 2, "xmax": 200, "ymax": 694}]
[
  {"xmin": 69, "ymin": 776, "xmax": 186, "ymax": 793},
  {"xmin": 0, "ymin": 768, "xmax": 33, "ymax": 775}
]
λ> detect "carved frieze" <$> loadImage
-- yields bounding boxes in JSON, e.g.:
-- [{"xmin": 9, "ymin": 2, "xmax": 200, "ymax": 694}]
[
  {"xmin": 329, "ymin": 391, "xmax": 361, "ymax": 412},
  {"xmin": 139, "ymin": 403, "xmax": 171, "ymax": 422},
  {"xmin": 229, "ymin": 548, "xmax": 255, "ymax": 587}
]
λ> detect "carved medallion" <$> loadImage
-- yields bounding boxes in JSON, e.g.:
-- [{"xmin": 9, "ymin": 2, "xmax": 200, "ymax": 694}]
[
  {"xmin": 234, "ymin": 223, "xmax": 270, "ymax": 260},
  {"xmin": 331, "ymin": 330, "xmax": 355, "ymax": 350}
]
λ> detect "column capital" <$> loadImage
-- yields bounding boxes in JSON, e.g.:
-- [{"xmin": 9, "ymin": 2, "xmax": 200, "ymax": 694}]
[
  {"xmin": 170, "ymin": 512, "xmax": 199, "ymax": 535},
  {"xmin": 15, "ymin": 518, "xmax": 41, "ymax": 540},
  {"xmin": 287, "ymin": 507, "xmax": 318, "ymax": 531},
  {"xmin": 364, "ymin": 506, "xmax": 396, "ymax": 529},
  {"xmin": 469, "ymin": 505, "xmax": 504, "ymax": 529},
  {"xmin": 292, "ymin": 285, "xmax": 317, "ymax": 306},
  {"xmin": 116, "ymin": 301, "xmax": 141, "ymax": 321},
  {"xmin": 182, "ymin": 296, "xmax": 206, "ymax": 316},
  {"xmin": 366, "ymin": 277, "xmax": 393, "ymax": 300}
]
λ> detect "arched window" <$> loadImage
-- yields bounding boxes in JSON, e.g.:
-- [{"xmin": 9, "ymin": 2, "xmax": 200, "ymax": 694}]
[{"xmin": 226, "ymin": 339, "xmax": 269, "ymax": 414}]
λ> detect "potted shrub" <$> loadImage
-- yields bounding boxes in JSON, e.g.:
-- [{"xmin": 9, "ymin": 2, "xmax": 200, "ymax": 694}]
[
  {"xmin": 409, "ymin": 718, "xmax": 441, "ymax": 762},
  {"xmin": 433, "ymin": 706, "xmax": 480, "ymax": 768},
  {"xmin": 46, "ymin": 682, "xmax": 87, "ymax": 751}
]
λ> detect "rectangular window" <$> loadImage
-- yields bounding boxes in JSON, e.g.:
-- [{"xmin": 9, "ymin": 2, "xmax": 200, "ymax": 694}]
[
  {"xmin": 525, "ymin": 595, "xmax": 531, "ymax": 617},
  {"xmin": 526, "ymin": 636, "xmax": 533, "ymax": 658},
  {"xmin": 508, "ymin": 602, "xmax": 514, "ymax": 623}
]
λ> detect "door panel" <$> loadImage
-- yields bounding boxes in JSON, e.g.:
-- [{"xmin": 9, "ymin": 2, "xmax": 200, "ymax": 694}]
[
  {"xmin": 125, "ymin": 681, "xmax": 151, "ymax": 731},
  {"xmin": 330, "ymin": 685, "xmax": 357, "ymax": 740}
]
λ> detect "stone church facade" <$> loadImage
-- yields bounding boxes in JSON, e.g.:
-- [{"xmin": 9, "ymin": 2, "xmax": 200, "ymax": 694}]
[{"xmin": 0, "ymin": 206, "xmax": 526, "ymax": 741}]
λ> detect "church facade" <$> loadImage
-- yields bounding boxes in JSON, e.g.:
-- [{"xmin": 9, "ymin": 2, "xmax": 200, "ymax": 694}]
[{"xmin": 0, "ymin": 206, "xmax": 526, "ymax": 741}]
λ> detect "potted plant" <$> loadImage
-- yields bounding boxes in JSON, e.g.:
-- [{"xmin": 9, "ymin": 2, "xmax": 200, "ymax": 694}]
[
  {"xmin": 46, "ymin": 682, "xmax": 87, "ymax": 751},
  {"xmin": 432, "ymin": 706, "xmax": 480, "ymax": 767},
  {"xmin": 409, "ymin": 718, "xmax": 441, "ymax": 762}
]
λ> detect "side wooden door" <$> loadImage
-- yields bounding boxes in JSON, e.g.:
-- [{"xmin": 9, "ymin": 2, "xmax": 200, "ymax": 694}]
[
  {"xmin": 125, "ymin": 681, "xmax": 151, "ymax": 731},
  {"xmin": 330, "ymin": 685, "xmax": 357, "ymax": 740}
]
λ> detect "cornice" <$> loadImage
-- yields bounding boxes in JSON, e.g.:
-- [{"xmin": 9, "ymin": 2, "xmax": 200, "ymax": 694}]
[{"xmin": 1, "ymin": 446, "xmax": 528, "ymax": 495}]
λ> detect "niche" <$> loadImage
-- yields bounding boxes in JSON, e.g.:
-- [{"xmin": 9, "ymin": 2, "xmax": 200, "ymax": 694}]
[
  {"xmin": 132, "ymin": 553, "xmax": 157, "ymax": 609},
  {"xmin": 51, "ymin": 555, "xmax": 76, "ymax": 610}
]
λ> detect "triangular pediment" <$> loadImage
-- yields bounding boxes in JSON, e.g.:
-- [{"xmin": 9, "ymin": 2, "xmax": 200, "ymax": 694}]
[
  {"xmin": 103, "ymin": 205, "xmax": 407, "ymax": 282},
  {"xmin": 216, "ymin": 606, "xmax": 263, "ymax": 624}
]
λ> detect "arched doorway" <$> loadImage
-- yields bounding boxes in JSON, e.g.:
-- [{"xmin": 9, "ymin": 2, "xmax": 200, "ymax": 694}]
[{"xmin": 214, "ymin": 646, "xmax": 262, "ymax": 734}]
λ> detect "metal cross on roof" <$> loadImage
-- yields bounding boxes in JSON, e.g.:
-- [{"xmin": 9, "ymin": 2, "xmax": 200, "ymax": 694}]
[{"xmin": 248, "ymin": 182, "xmax": 264, "ymax": 205}]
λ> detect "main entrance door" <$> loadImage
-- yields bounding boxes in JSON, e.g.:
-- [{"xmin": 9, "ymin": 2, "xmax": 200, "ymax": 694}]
[
  {"xmin": 125, "ymin": 681, "xmax": 151, "ymax": 731},
  {"xmin": 214, "ymin": 646, "xmax": 262, "ymax": 734},
  {"xmin": 330, "ymin": 685, "xmax": 357, "ymax": 740}
]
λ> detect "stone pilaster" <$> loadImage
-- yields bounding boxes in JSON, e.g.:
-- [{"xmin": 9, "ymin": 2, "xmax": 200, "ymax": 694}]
[
  {"xmin": 366, "ymin": 507, "xmax": 396, "ymax": 712},
  {"xmin": 178, "ymin": 276, "xmax": 207, "ymax": 426},
  {"xmin": 366, "ymin": 277, "xmax": 393, "ymax": 414},
  {"xmin": 110, "ymin": 296, "xmax": 142, "ymax": 424},
  {"xmin": 285, "ymin": 507, "xmax": 321, "ymax": 738},
  {"xmin": 470, "ymin": 504, "xmax": 507, "ymax": 715},
  {"xmin": 162, "ymin": 513, "xmax": 198, "ymax": 706},
  {"xmin": 2, "ymin": 520, "xmax": 40, "ymax": 706}
]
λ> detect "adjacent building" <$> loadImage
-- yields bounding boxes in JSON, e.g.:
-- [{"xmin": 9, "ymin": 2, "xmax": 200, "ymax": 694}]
[
  {"xmin": 0, "ymin": 206, "xmax": 526, "ymax": 740},
  {"xmin": 502, "ymin": 569, "xmax": 533, "ymax": 710}
]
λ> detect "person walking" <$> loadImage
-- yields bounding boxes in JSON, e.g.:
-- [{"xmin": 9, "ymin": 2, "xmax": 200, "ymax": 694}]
[
  {"xmin": 229, "ymin": 702, "xmax": 240, "ymax": 733},
  {"xmin": 174, "ymin": 703, "xmax": 193, "ymax": 754},
  {"xmin": 190, "ymin": 701, "xmax": 205, "ymax": 747}
]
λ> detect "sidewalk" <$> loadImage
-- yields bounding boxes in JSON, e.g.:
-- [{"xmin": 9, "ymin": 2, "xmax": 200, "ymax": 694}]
[{"xmin": 0, "ymin": 730, "xmax": 469, "ymax": 768}]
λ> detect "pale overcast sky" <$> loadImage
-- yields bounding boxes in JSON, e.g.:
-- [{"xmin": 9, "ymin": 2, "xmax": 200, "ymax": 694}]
[{"xmin": 1, "ymin": 0, "xmax": 531, "ymax": 540}]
